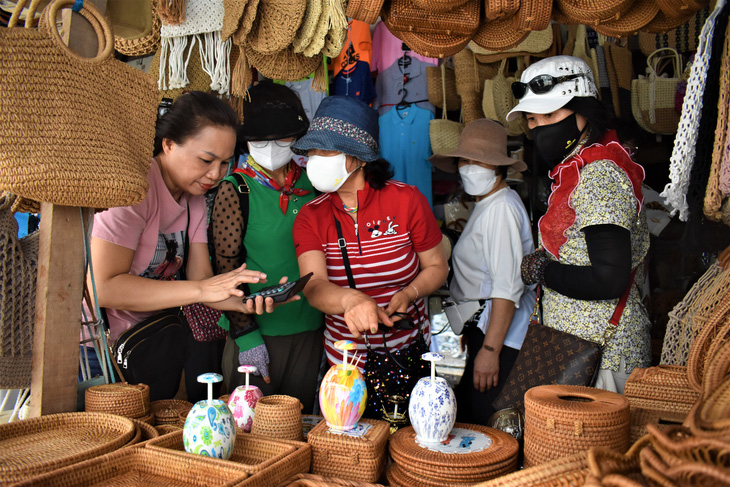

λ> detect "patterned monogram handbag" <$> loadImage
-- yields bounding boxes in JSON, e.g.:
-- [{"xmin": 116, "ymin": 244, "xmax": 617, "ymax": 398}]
[{"xmin": 491, "ymin": 287, "xmax": 603, "ymax": 412}]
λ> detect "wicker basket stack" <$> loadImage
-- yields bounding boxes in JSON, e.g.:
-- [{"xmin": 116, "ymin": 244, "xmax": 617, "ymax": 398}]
[
  {"xmin": 523, "ymin": 385, "xmax": 630, "ymax": 468},
  {"xmin": 149, "ymin": 399, "xmax": 193, "ymax": 428},
  {"xmin": 307, "ymin": 418, "xmax": 390, "ymax": 483},
  {"xmin": 85, "ymin": 382, "xmax": 154, "ymax": 425},
  {"xmin": 387, "ymin": 423, "xmax": 519, "ymax": 486}
]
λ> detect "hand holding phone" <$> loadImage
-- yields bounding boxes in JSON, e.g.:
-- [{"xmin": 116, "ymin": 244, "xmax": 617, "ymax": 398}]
[{"xmin": 244, "ymin": 272, "xmax": 313, "ymax": 304}]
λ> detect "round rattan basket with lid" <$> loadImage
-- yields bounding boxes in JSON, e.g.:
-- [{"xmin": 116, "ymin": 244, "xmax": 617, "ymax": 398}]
[
  {"xmin": 251, "ymin": 394, "xmax": 304, "ymax": 441},
  {"xmin": 524, "ymin": 385, "xmax": 631, "ymax": 467},
  {"xmin": 84, "ymin": 382, "xmax": 151, "ymax": 419},
  {"xmin": 149, "ymin": 399, "xmax": 194, "ymax": 426}
]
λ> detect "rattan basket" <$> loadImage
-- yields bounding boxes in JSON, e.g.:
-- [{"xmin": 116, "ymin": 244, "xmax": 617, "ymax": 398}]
[
  {"xmin": 474, "ymin": 451, "xmax": 590, "ymax": 486},
  {"xmin": 524, "ymin": 385, "xmax": 631, "ymax": 467},
  {"xmin": 624, "ymin": 365, "xmax": 700, "ymax": 409},
  {"xmin": 279, "ymin": 473, "xmax": 386, "ymax": 486},
  {"xmin": 84, "ymin": 382, "xmax": 151, "ymax": 419},
  {"xmin": 11, "ymin": 444, "xmax": 251, "ymax": 486},
  {"xmin": 307, "ymin": 418, "xmax": 390, "ymax": 483},
  {"xmin": 647, "ymin": 423, "xmax": 730, "ymax": 468},
  {"xmin": 703, "ymin": 338, "xmax": 730, "ymax": 396},
  {"xmin": 384, "ymin": 0, "xmax": 480, "ymax": 36},
  {"xmin": 687, "ymin": 283, "xmax": 730, "ymax": 392},
  {"xmin": 150, "ymin": 399, "xmax": 194, "ymax": 426},
  {"xmin": 146, "ymin": 429, "xmax": 297, "ymax": 474},
  {"xmin": 0, "ymin": 412, "xmax": 136, "ymax": 484},
  {"xmin": 156, "ymin": 424, "xmax": 183, "ymax": 435},
  {"xmin": 238, "ymin": 436, "xmax": 313, "ymax": 486},
  {"xmin": 629, "ymin": 405, "xmax": 688, "ymax": 444},
  {"xmin": 251, "ymin": 395, "xmax": 304, "ymax": 441}
]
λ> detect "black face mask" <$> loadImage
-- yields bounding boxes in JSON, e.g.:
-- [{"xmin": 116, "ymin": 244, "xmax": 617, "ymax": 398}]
[{"xmin": 531, "ymin": 113, "xmax": 586, "ymax": 168}]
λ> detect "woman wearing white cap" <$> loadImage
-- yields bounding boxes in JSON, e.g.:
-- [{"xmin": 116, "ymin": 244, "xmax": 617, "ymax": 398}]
[
  {"xmin": 430, "ymin": 119, "xmax": 535, "ymax": 424},
  {"xmin": 510, "ymin": 55, "xmax": 650, "ymax": 393}
]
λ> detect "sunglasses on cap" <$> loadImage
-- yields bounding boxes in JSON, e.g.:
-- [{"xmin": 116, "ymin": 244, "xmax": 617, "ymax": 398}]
[{"xmin": 511, "ymin": 73, "xmax": 588, "ymax": 100}]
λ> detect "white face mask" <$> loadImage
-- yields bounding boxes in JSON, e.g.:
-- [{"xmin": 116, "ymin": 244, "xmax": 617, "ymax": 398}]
[
  {"xmin": 247, "ymin": 140, "xmax": 294, "ymax": 172},
  {"xmin": 306, "ymin": 153, "xmax": 357, "ymax": 193},
  {"xmin": 458, "ymin": 164, "xmax": 498, "ymax": 197}
]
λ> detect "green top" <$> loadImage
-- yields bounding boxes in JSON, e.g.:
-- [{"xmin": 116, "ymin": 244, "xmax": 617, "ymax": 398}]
[{"xmin": 222, "ymin": 170, "xmax": 323, "ymax": 351}]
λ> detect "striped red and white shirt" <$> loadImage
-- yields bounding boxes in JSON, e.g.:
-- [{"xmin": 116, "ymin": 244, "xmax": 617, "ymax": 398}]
[{"xmin": 293, "ymin": 180, "xmax": 443, "ymax": 371}]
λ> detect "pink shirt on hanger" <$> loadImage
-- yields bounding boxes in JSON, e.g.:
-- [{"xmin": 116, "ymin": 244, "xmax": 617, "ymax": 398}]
[{"xmin": 370, "ymin": 21, "xmax": 438, "ymax": 74}]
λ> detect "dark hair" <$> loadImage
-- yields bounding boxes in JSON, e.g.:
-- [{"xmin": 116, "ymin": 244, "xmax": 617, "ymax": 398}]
[
  {"xmin": 563, "ymin": 96, "xmax": 616, "ymax": 145},
  {"xmin": 363, "ymin": 158, "xmax": 394, "ymax": 190},
  {"xmin": 153, "ymin": 91, "xmax": 239, "ymax": 156},
  {"xmin": 495, "ymin": 165, "xmax": 509, "ymax": 180}
]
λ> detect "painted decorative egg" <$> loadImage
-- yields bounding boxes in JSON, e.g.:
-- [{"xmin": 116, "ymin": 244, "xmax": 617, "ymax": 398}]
[
  {"xmin": 183, "ymin": 373, "xmax": 236, "ymax": 459},
  {"xmin": 227, "ymin": 366, "xmax": 264, "ymax": 432},
  {"xmin": 409, "ymin": 353, "xmax": 457, "ymax": 443},
  {"xmin": 319, "ymin": 340, "xmax": 366, "ymax": 431}
]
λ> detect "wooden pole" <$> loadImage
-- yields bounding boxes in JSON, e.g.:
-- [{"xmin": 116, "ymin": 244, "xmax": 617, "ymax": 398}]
[{"xmin": 28, "ymin": 0, "xmax": 107, "ymax": 418}]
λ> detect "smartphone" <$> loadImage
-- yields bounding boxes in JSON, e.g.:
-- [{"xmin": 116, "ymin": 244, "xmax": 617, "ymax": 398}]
[{"xmin": 244, "ymin": 272, "xmax": 314, "ymax": 304}]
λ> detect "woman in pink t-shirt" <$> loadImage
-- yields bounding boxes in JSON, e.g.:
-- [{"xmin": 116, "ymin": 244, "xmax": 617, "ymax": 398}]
[{"xmin": 90, "ymin": 92, "xmax": 294, "ymax": 401}]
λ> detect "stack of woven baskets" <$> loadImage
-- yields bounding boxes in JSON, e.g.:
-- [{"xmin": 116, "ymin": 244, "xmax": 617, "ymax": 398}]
[
  {"xmin": 523, "ymin": 385, "xmax": 631, "ymax": 468},
  {"xmin": 85, "ymin": 383, "xmax": 154, "ymax": 425},
  {"xmin": 149, "ymin": 398, "xmax": 193, "ymax": 433},
  {"xmin": 387, "ymin": 423, "xmax": 520, "ymax": 486}
]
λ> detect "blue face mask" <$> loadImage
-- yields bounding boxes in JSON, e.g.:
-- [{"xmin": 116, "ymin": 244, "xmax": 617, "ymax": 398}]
[{"xmin": 531, "ymin": 113, "xmax": 585, "ymax": 168}]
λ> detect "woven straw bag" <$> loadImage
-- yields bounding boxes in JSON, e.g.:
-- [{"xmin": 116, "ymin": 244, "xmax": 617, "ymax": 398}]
[
  {"xmin": 631, "ymin": 47, "xmax": 683, "ymax": 135},
  {"xmin": 639, "ymin": 7, "xmax": 709, "ymax": 54},
  {"xmin": 384, "ymin": 0, "xmax": 480, "ymax": 36},
  {"xmin": 346, "ymin": 0, "xmax": 385, "ymax": 24},
  {"xmin": 110, "ymin": 0, "xmax": 161, "ymax": 57},
  {"xmin": 430, "ymin": 64, "xmax": 465, "ymax": 156},
  {"xmin": 0, "ymin": 193, "xmax": 38, "ymax": 390},
  {"xmin": 484, "ymin": 58, "xmax": 530, "ymax": 136},
  {"xmin": 469, "ymin": 25, "xmax": 553, "ymax": 57},
  {"xmin": 427, "ymin": 64, "xmax": 460, "ymax": 109},
  {"xmin": 0, "ymin": 0, "xmax": 157, "ymax": 212},
  {"xmin": 411, "ymin": 0, "xmax": 470, "ymax": 13}
]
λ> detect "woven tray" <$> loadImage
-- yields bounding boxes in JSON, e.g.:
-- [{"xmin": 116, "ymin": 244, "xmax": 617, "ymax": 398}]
[
  {"xmin": 239, "ymin": 436, "xmax": 313, "ymax": 487},
  {"xmin": 389, "ymin": 423, "xmax": 519, "ymax": 478},
  {"xmin": 278, "ymin": 473, "xmax": 386, "ymax": 486},
  {"xmin": 84, "ymin": 382, "xmax": 151, "ymax": 418},
  {"xmin": 150, "ymin": 399, "xmax": 194, "ymax": 425},
  {"xmin": 146, "ymin": 429, "xmax": 296, "ymax": 474},
  {"xmin": 0, "ymin": 412, "xmax": 136, "ymax": 484},
  {"xmin": 122, "ymin": 417, "xmax": 161, "ymax": 448},
  {"xmin": 308, "ymin": 418, "xmax": 389, "ymax": 483},
  {"xmin": 474, "ymin": 451, "xmax": 589, "ymax": 486},
  {"xmin": 12, "ymin": 444, "xmax": 251, "ymax": 486}
]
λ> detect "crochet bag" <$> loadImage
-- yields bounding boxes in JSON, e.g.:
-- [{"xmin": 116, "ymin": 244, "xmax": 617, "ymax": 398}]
[
  {"xmin": 0, "ymin": 0, "xmax": 158, "ymax": 212},
  {"xmin": 631, "ymin": 48, "xmax": 683, "ymax": 135},
  {"xmin": 0, "ymin": 193, "xmax": 38, "ymax": 389},
  {"xmin": 430, "ymin": 64, "xmax": 464, "ymax": 156}
]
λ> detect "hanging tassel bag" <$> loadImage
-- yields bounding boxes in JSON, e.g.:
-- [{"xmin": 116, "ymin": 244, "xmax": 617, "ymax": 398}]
[
  {"xmin": 0, "ymin": 0, "xmax": 158, "ymax": 212},
  {"xmin": 632, "ymin": 48, "xmax": 684, "ymax": 135}
]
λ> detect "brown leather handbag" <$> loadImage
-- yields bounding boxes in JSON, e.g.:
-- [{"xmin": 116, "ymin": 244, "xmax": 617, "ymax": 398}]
[{"xmin": 491, "ymin": 287, "xmax": 604, "ymax": 412}]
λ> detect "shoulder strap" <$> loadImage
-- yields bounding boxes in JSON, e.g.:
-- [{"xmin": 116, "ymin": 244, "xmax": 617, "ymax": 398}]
[{"xmin": 335, "ymin": 218, "xmax": 356, "ymax": 289}]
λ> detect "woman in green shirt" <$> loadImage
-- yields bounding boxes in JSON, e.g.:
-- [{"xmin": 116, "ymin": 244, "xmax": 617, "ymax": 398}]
[{"xmin": 210, "ymin": 81, "xmax": 324, "ymax": 412}]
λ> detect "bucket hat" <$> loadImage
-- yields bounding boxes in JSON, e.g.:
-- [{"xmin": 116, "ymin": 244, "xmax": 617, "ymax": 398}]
[
  {"xmin": 429, "ymin": 119, "xmax": 528, "ymax": 173},
  {"xmin": 239, "ymin": 81, "xmax": 309, "ymax": 141},
  {"xmin": 292, "ymin": 96, "xmax": 379, "ymax": 162},
  {"xmin": 506, "ymin": 55, "xmax": 598, "ymax": 122}
]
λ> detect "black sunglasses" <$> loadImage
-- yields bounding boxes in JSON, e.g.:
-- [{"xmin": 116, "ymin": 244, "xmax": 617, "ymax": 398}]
[{"xmin": 511, "ymin": 73, "xmax": 587, "ymax": 100}]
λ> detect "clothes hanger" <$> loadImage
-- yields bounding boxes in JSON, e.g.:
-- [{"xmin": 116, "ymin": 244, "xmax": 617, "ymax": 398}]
[{"xmin": 396, "ymin": 87, "xmax": 412, "ymax": 110}]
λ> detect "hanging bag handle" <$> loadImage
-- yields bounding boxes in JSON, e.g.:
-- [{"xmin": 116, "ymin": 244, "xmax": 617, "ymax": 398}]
[
  {"xmin": 441, "ymin": 62, "xmax": 448, "ymax": 116},
  {"xmin": 645, "ymin": 47, "xmax": 681, "ymax": 125},
  {"xmin": 8, "ymin": 0, "xmax": 42, "ymax": 28},
  {"xmin": 39, "ymin": 0, "xmax": 115, "ymax": 64}
]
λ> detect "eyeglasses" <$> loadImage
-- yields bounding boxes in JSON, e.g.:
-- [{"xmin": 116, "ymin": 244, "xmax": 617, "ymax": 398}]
[
  {"xmin": 511, "ymin": 73, "xmax": 587, "ymax": 100},
  {"xmin": 249, "ymin": 139, "xmax": 295, "ymax": 148}
]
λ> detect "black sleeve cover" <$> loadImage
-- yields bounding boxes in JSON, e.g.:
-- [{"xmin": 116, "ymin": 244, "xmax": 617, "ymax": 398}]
[{"xmin": 543, "ymin": 224, "xmax": 632, "ymax": 300}]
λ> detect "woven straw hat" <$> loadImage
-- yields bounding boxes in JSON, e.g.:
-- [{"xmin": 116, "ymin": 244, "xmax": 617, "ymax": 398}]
[
  {"xmin": 110, "ymin": 0, "xmax": 161, "ymax": 57},
  {"xmin": 383, "ymin": 0, "xmax": 480, "ymax": 36},
  {"xmin": 485, "ymin": 0, "xmax": 521, "ymax": 21},
  {"xmin": 247, "ymin": 45, "xmax": 323, "ymax": 81},
  {"xmin": 513, "ymin": 0, "xmax": 553, "ymax": 32},
  {"xmin": 292, "ymin": 0, "xmax": 324, "ymax": 53},
  {"xmin": 302, "ymin": 0, "xmax": 331, "ymax": 56},
  {"xmin": 323, "ymin": 0, "xmax": 349, "ymax": 58},
  {"xmin": 654, "ymin": 0, "xmax": 707, "ymax": 19},
  {"xmin": 233, "ymin": 0, "xmax": 260, "ymax": 45},
  {"xmin": 429, "ymin": 119, "xmax": 527, "ymax": 173},
  {"xmin": 591, "ymin": 0, "xmax": 659, "ymax": 37},
  {"xmin": 346, "ymin": 0, "xmax": 386, "ymax": 24},
  {"xmin": 222, "ymin": 0, "xmax": 248, "ymax": 42},
  {"xmin": 555, "ymin": 0, "xmax": 638, "ymax": 25},
  {"xmin": 392, "ymin": 29, "xmax": 474, "ymax": 58},
  {"xmin": 642, "ymin": 9, "xmax": 696, "ymax": 33},
  {"xmin": 473, "ymin": 16, "xmax": 529, "ymax": 52},
  {"xmin": 246, "ymin": 0, "xmax": 307, "ymax": 55},
  {"xmin": 469, "ymin": 24, "xmax": 553, "ymax": 55}
]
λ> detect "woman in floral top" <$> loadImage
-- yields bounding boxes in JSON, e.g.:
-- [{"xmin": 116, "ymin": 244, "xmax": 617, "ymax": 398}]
[{"xmin": 508, "ymin": 56, "xmax": 650, "ymax": 393}]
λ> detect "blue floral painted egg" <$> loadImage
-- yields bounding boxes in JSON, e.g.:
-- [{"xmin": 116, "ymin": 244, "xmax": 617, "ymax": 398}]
[
  {"xmin": 183, "ymin": 399, "xmax": 236, "ymax": 460},
  {"xmin": 408, "ymin": 376, "xmax": 457, "ymax": 444}
]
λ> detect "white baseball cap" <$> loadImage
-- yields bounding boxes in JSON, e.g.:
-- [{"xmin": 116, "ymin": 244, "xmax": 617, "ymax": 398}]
[{"xmin": 506, "ymin": 56, "xmax": 598, "ymax": 122}]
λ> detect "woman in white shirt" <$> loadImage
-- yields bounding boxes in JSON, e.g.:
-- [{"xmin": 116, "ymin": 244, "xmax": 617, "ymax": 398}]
[{"xmin": 430, "ymin": 119, "xmax": 535, "ymax": 424}]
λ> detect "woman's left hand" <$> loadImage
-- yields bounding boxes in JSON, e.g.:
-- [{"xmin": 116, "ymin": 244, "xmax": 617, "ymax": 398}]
[
  {"xmin": 384, "ymin": 286, "xmax": 417, "ymax": 316},
  {"xmin": 241, "ymin": 276, "xmax": 301, "ymax": 315},
  {"xmin": 473, "ymin": 348, "xmax": 500, "ymax": 392}
]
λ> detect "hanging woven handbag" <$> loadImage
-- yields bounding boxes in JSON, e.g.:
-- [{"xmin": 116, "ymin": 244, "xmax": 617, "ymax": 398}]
[
  {"xmin": 631, "ymin": 47, "xmax": 683, "ymax": 134},
  {"xmin": 430, "ymin": 63, "xmax": 464, "ymax": 156},
  {"xmin": 0, "ymin": 193, "xmax": 39, "ymax": 390},
  {"xmin": 0, "ymin": 0, "xmax": 158, "ymax": 212}
]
